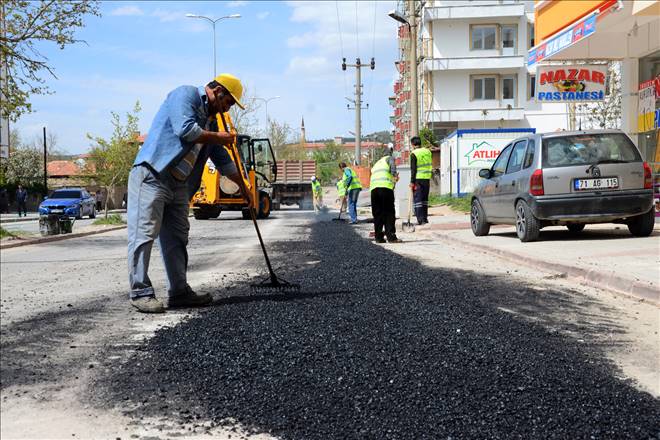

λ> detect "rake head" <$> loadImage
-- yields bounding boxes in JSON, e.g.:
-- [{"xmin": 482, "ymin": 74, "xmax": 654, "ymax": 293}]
[{"xmin": 250, "ymin": 273, "xmax": 301, "ymax": 294}]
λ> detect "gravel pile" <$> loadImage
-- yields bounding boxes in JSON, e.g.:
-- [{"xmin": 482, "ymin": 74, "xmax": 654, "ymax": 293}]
[{"xmin": 103, "ymin": 222, "xmax": 660, "ymax": 439}]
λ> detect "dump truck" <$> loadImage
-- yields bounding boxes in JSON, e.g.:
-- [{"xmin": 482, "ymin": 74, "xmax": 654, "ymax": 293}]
[
  {"xmin": 190, "ymin": 112, "xmax": 277, "ymax": 220},
  {"xmin": 272, "ymin": 160, "xmax": 316, "ymax": 210}
]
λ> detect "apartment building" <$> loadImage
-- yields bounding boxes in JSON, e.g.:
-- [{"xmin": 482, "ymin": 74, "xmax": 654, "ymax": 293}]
[{"xmin": 418, "ymin": 0, "xmax": 567, "ymax": 138}]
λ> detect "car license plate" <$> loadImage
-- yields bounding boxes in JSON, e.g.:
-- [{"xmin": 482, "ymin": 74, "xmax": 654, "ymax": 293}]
[
  {"xmin": 50, "ymin": 209, "xmax": 63, "ymax": 213},
  {"xmin": 574, "ymin": 177, "xmax": 619, "ymax": 191}
]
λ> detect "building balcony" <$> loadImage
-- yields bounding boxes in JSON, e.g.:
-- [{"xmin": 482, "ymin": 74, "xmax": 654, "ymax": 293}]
[
  {"xmin": 423, "ymin": 2, "xmax": 525, "ymax": 22},
  {"xmin": 423, "ymin": 55, "xmax": 525, "ymax": 72},
  {"xmin": 425, "ymin": 107, "xmax": 525, "ymax": 123}
]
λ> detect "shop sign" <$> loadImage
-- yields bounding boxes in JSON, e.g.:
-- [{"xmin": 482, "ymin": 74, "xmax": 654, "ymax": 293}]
[
  {"xmin": 528, "ymin": 13, "xmax": 597, "ymax": 67},
  {"xmin": 637, "ymin": 76, "xmax": 660, "ymax": 133},
  {"xmin": 535, "ymin": 65, "xmax": 606, "ymax": 102},
  {"xmin": 460, "ymin": 139, "xmax": 511, "ymax": 169}
]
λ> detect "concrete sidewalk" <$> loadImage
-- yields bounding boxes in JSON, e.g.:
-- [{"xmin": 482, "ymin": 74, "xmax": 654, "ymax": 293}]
[
  {"xmin": 0, "ymin": 213, "xmax": 40, "ymax": 223},
  {"xmin": 418, "ymin": 207, "xmax": 660, "ymax": 304}
]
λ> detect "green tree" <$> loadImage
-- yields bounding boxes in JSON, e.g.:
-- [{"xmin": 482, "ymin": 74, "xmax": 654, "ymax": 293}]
[
  {"xmin": 86, "ymin": 101, "xmax": 141, "ymax": 218},
  {"xmin": 0, "ymin": 0, "xmax": 101, "ymax": 121},
  {"xmin": 419, "ymin": 127, "xmax": 438, "ymax": 148},
  {"xmin": 3, "ymin": 146, "xmax": 43, "ymax": 187},
  {"xmin": 576, "ymin": 62, "xmax": 621, "ymax": 129},
  {"xmin": 312, "ymin": 142, "xmax": 350, "ymax": 185}
]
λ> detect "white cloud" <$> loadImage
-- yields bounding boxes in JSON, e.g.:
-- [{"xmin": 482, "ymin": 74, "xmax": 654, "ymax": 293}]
[
  {"xmin": 110, "ymin": 5, "xmax": 144, "ymax": 16},
  {"xmin": 152, "ymin": 8, "xmax": 185, "ymax": 23},
  {"xmin": 227, "ymin": 1, "xmax": 248, "ymax": 7},
  {"xmin": 257, "ymin": 11, "xmax": 271, "ymax": 20},
  {"xmin": 287, "ymin": 56, "xmax": 331, "ymax": 75}
]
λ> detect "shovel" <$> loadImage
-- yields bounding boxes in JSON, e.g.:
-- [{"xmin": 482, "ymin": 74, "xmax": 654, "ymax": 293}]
[
  {"xmin": 402, "ymin": 187, "xmax": 415, "ymax": 233},
  {"xmin": 332, "ymin": 198, "xmax": 347, "ymax": 222}
]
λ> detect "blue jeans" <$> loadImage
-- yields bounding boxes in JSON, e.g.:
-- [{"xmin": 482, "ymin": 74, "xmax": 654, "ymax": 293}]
[
  {"xmin": 127, "ymin": 165, "xmax": 191, "ymax": 299},
  {"xmin": 347, "ymin": 188, "xmax": 360, "ymax": 223}
]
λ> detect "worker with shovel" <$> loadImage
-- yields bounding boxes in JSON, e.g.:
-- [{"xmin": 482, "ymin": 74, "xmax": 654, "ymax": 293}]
[
  {"xmin": 127, "ymin": 74, "xmax": 254, "ymax": 313},
  {"xmin": 410, "ymin": 136, "xmax": 432, "ymax": 226},
  {"xmin": 370, "ymin": 153, "xmax": 401, "ymax": 243},
  {"xmin": 311, "ymin": 176, "xmax": 324, "ymax": 213},
  {"xmin": 339, "ymin": 162, "xmax": 362, "ymax": 224}
]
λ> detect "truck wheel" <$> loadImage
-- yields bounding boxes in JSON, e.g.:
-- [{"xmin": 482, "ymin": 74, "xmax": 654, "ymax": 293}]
[
  {"xmin": 627, "ymin": 209, "xmax": 655, "ymax": 237},
  {"xmin": 257, "ymin": 193, "xmax": 271, "ymax": 219},
  {"xmin": 242, "ymin": 208, "xmax": 251, "ymax": 220}
]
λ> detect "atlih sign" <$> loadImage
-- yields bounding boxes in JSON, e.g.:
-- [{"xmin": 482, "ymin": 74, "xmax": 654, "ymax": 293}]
[{"xmin": 535, "ymin": 65, "xmax": 607, "ymax": 102}]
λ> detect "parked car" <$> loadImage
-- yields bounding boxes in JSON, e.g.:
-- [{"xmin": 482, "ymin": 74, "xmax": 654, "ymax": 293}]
[
  {"xmin": 471, "ymin": 130, "xmax": 655, "ymax": 242},
  {"xmin": 39, "ymin": 188, "xmax": 96, "ymax": 219}
]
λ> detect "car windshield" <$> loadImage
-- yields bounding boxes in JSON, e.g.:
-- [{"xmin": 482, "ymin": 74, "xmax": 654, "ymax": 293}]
[
  {"xmin": 542, "ymin": 133, "xmax": 641, "ymax": 168},
  {"xmin": 50, "ymin": 190, "xmax": 82, "ymax": 199}
]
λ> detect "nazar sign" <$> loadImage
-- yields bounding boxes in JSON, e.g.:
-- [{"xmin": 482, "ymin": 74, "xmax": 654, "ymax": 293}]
[{"xmin": 535, "ymin": 65, "xmax": 607, "ymax": 102}]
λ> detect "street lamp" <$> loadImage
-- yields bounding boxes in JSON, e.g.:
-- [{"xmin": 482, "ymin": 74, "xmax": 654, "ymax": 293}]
[
  {"xmin": 185, "ymin": 13, "xmax": 241, "ymax": 77},
  {"xmin": 388, "ymin": 4, "xmax": 418, "ymax": 138},
  {"xmin": 253, "ymin": 96, "xmax": 281, "ymax": 125}
]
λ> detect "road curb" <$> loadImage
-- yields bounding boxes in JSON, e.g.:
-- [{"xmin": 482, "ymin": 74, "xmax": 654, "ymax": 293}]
[
  {"xmin": 0, "ymin": 216, "xmax": 40, "ymax": 224},
  {"xmin": 0, "ymin": 225, "xmax": 127, "ymax": 250},
  {"xmin": 428, "ymin": 231, "xmax": 660, "ymax": 306}
]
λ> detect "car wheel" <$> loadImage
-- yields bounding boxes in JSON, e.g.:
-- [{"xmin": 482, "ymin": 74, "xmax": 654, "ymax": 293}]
[
  {"xmin": 89, "ymin": 206, "xmax": 96, "ymax": 219},
  {"xmin": 75, "ymin": 205, "xmax": 83, "ymax": 220},
  {"xmin": 515, "ymin": 200, "xmax": 540, "ymax": 242},
  {"xmin": 627, "ymin": 209, "xmax": 655, "ymax": 237},
  {"xmin": 470, "ymin": 199, "xmax": 490, "ymax": 236},
  {"xmin": 566, "ymin": 223, "xmax": 584, "ymax": 233}
]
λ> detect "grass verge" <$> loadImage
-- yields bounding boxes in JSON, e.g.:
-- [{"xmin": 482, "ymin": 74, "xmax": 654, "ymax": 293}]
[
  {"xmin": 93, "ymin": 213, "xmax": 126, "ymax": 225},
  {"xmin": 429, "ymin": 194, "xmax": 472, "ymax": 213},
  {"xmin": 0, "ymin": 227, "xmax": 26, "ymax": 239}
]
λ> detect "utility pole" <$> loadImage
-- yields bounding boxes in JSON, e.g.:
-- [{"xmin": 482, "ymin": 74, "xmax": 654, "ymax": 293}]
[
  {"xmin": 42, "ymin": 127, "xmax": 48, "ymax": 197},
  {"xmin": 343, "ymin": 57, "xmax": 375, "ymax": 166},
  {"xmin": 185, "ymin": 13, "xmax": 241, "ymax": 77}
]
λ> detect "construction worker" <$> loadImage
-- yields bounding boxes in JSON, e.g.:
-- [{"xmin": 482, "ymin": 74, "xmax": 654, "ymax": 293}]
[
  {"xmin": 339, "ymin": 162, "xmax": 362, "ymax": 224},
  {"xmin": 311, "ymin": 176, "xmax": 323, "ymax": 213},
  {"xmin": 335, "ymin": 178, "xmax": 346, "ymax": 210},
  {"xmin": 127, "ymin": 74, "xmax": 255, "ymax": 313},
  {"xmin": 410, "ymin": 136, "xmax": 432, "ymax": 225},
  {"xmin": 370, "ymin": 153, "xmax": 401, "ymax": 243}
]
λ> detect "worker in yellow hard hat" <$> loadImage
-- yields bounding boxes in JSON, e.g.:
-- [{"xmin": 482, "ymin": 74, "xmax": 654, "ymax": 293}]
[{"xmin": 127, "ymin": 73, "xmax": 253, "ymax": 313}]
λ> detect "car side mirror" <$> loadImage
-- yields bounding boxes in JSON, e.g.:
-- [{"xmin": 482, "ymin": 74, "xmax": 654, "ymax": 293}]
[
  {"xmin": 479, "ymin": 169, "xmax": 492, "ymax": 179},
  {"xmin": 43, "ymin": 196, "xmax": 48, "ymax": 200}
]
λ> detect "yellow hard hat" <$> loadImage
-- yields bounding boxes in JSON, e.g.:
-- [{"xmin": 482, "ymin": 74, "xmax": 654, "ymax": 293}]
[{"xmin": 214, "ymin": 73, "xmax": 245, "ymax": 109}]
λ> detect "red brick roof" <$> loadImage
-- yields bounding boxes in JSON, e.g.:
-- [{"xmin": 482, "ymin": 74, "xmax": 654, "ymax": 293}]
[{"xmin": 47, "ymin": 160, "xmax": 90, "ymax": 177}]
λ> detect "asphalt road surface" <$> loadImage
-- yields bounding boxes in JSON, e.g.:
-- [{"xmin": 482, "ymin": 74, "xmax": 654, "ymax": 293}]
[{"xmin": 1, "ymin": 208, "xmax": 658, "ymax": 439}]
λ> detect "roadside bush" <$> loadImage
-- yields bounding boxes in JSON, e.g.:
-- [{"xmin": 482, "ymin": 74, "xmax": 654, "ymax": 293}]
[
  {"xmin": 429, "ymin": 194, "xmax": 472, "ymax": 213},
  {"xmin": 92, "ymin": 213, "xmax": 125, "ymax": 225}
]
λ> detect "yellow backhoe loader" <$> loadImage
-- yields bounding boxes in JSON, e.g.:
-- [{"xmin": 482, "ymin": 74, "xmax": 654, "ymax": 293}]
[{"xmin": 190, "ymin": 113, "xmax": 277, "ymax": 220}]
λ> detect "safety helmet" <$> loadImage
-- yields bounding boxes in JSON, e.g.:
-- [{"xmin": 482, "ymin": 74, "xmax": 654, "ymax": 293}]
[
  {"xmin": 311, "ymin": 176, "xmax": 317, "ymax": 181},
  {"xmin": 214, "ymin": 73, "xmax": 245, "ymax": 110}
]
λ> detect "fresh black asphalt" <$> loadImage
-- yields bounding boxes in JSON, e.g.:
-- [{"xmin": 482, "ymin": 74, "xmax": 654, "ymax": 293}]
[{"xmin": 102, "ymin": 220, "xmax": 660, "ymax": 439}]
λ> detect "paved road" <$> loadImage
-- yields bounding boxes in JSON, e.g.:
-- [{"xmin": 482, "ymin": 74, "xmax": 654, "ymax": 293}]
[{"xmin": 1, "ymin": 208, "xmax": 658, "ymax": 439}]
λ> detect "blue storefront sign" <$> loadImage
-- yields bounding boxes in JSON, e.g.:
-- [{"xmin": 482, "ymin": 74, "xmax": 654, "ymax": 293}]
[{"xmin": 528, "ymin": 13, "xmax": 597, "ymax": 67}]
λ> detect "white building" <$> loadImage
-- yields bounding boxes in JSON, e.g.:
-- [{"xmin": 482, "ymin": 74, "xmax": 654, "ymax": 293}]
[{"xmin": 419, "ymin": 0, "xmax": 568, "ymax": 138}]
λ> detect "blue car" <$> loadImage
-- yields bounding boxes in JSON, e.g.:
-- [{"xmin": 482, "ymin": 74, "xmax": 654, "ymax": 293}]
[{"xmin": 39, "ymin": 188, "xmax": 96, "ymax": 219}]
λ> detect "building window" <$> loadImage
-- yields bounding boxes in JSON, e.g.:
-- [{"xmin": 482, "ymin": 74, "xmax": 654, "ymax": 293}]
[
  {"xmin": 502, "ymin": 76, "xmax": 515, "ymax": 100},
  {"xmin": 471, "ymin": 25, "xmax": 497, "ymax": 50},
  {"xmin": 501, "ymin": 25, "xmax": 516, "ymax": 51},
  {"xmin": 528, "ymin": 23, "xmax": 535, "ymax": 48},
  {"xmin": 528, "ymin": 74, "xmax": 536, "ymax": 99},
  {"xmin": 472, "ymin": 76, "xmax": 497, "ymax": 100}
]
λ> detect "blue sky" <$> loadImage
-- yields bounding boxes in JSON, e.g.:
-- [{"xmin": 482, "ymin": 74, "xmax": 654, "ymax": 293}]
[{"xmin": 14, "ymin": 0, "xmax": 398, "ymax": 154}]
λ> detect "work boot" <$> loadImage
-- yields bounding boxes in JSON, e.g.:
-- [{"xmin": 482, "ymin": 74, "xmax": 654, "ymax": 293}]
[
  {"xmin": 375, "ymin": 236, "xmax": 386, "ymax": 244},
  {"xmin": 130, "ymin": 296, "xmax": 165, "ymax": 313},
  {"xmin": 387, "ymin": 237, "xmax": 403, "ymax": 244},
  {"xmin": 168, "ymin": 287, "xmax": 213, "ymax": 309}
]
